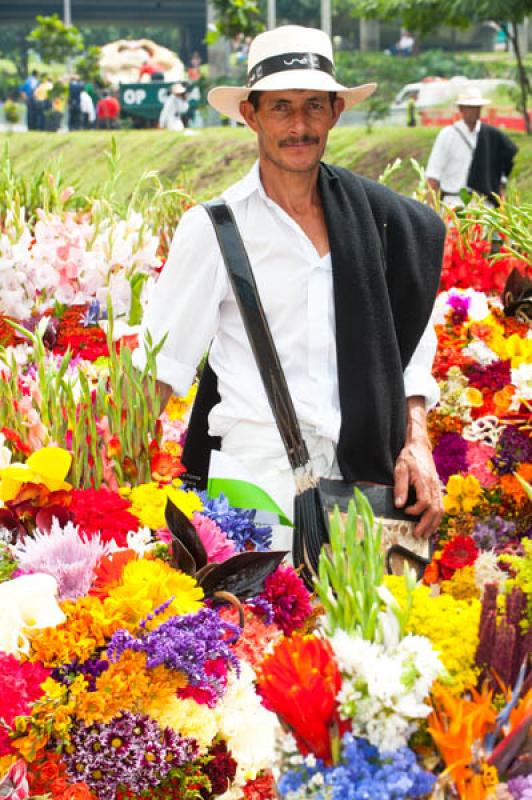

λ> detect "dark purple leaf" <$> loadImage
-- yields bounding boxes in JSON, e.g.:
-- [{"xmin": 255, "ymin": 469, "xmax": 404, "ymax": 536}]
[
  {"xmin": 199, "ymin": 550, "xmax": 287, "ymax": 599},
  {"xmin": 165, "ymin": 498, "xmax": 207, "ymax": 570},
  {"xmin": 170, "ymin": 537, "xmax": 197, "ymax": 576}
]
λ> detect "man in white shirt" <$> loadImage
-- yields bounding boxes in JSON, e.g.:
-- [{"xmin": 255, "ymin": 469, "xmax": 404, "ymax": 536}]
[
  {"xmin": 426, "ymin": 86, "xmax": 517, "ymax": 206},
  {"xmin": 135, "ymin": 25, "xmax": 445, "ymax": 550}
]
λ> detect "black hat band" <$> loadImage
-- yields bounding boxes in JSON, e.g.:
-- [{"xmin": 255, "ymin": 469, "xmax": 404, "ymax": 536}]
[{"xmin": 247, "ymin": 52, "xmax": 335, "ymax": 88}]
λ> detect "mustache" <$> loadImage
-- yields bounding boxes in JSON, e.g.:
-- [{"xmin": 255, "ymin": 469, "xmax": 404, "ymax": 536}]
[{"xmin": 279, "ymin": 135, "xmax": 320, "ymax": 147}]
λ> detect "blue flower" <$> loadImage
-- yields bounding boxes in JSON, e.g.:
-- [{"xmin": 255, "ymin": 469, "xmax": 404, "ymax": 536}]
[{"xmin": 200, "ymin": 493, "xmax": 272, "ymax": 551}]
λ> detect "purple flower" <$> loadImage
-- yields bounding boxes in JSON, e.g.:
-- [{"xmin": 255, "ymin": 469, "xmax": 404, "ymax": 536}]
[
  {"xmin": 508, "ymin": 774, "xmax": 532, "ymax": 799},
  {"xmin": 472, "ymin": 516, "xmax": 516, "ymax": 552},
  {"xmin": 447, "ymin": 294, "xmax": 471, "ymax": 324},
  {"xmin": 466, "ymin": 360, "xmax": 512, "ymax": 391},
  {"xmin": 200, "ymin": 493, "xmax": 272, "ymax": 552},
  {"xmin": 52, "ymin": 655, "xmax": 109, "ymax": 690},
  {"xmin": 492, "ymin": 426, "xmax": 532, "ymax": 475},
  {"xmin": 433, "ymin": 432, "xmax": 468, "ymax": 484},
  {"xmin": 63, "ymin": 712, "xmax": 198, "ymax": 800},
  {"xmin": 107, "ymin": 606, "xmax": 240, "ymax": 702}
]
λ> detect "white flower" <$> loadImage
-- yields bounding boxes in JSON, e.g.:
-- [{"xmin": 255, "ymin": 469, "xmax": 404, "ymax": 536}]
[
  {"xmin": 474, "ymin": 551, "xmax": 507, "ymax": 590},
  {"xmin": 511, "ymin": 362, "xmax": 532, "ymax": 402},
  {"xmin": 0, "ymin": 573, "xmax": 66, "ymax": 656},
  {"xmin": 215, "ymin": 662, "xmax": 279, "ymax": 790}
]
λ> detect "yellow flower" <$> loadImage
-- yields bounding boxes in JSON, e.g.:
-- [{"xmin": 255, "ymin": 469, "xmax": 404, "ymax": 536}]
[
  {"xmin": 105, "ymin": 558, "xmax": 203, "ymax": 625},
  {"xmin": 446, "ymin": 475, "xmax": 464, "ymax": 498},
  {"xmin": 440, "ymin": 566, "xmax": 480, "ymax": 601},
  {"xmin": 443, "ymin": 495, "xmax": 462, "ymax": 515},
  {"xmin": 0, "ymin": 446, "xmax": 72, "ymax": 502},
  {"xmin": 462, "ymin": 475, "xmax": 482, "ymax": 498},
  {"xmin": 385, "ymin": 576, "xmax": 481, "ymax": 694},
  {"xmin": 123, "ymin": 481, "xmax": 201, "ymax": 529},
  {"xmin": 166, "ymin": 384, "xmax": 197, "ymax": 421},
  {"xmin": 465, "ymin": 387, "xmax": 484, "ymax": 407},
  {"xmin": 150, "ymin": 696, "xmax": 218, "ymax": 751}
]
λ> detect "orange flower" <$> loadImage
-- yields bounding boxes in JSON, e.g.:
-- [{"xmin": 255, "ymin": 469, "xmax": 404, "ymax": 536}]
[
  {"xmin": 428, "ymin": 682, "xmax": 497, "ymax": 798},
  {"xmin": 257, "ymin": 634, "xmax": 347, "ymax": 764},
  {"xmin": 89, "ymin": 550, "xmax": 137, "ymax": 598}
]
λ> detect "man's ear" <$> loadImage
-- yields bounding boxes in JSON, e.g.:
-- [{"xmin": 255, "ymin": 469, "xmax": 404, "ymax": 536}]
[
  {"xmin": 239, "ymin": 99, "xmax": 258, "ymax": 131},
  {"xmin": 331, "ymin": 96, "xmax": 345, "ymax": 128}
]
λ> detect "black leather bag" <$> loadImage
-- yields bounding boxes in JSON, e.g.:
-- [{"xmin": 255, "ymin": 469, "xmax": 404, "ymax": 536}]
[{"xmin": 202, "ymin": 199, "xmax": 432, "ymax": 583}]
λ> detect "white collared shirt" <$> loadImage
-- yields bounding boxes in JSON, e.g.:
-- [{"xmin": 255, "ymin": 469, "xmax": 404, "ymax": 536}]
[
  {"xmin": 134, "ymin": 162, "xmax": 439, "ymax": 442},
  {"xmin": 426, "ymin": 119, "xmax": 481, "ymax": 195}
]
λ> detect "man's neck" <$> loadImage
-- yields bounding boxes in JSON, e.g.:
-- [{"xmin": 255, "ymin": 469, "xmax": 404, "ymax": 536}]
[{"xmin": 259, "ymin": 159, "xmax": 321, "ymax": 217}]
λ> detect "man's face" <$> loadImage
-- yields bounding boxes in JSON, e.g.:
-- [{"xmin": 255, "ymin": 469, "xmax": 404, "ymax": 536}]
[
  {"xmin": 459, "ymin": 104, "xmax": 482, "ymax": 129},
  {"xmin": 239, "ymin": 89, "xmax": 344, "ymax": 174}
]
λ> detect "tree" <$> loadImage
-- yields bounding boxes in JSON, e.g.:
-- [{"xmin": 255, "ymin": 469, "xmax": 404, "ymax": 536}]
[
  {"xmin": 0, "ymin": 25, "xmax": 33, "ymax": 79},
  {"xmin": 208, "ymin": 0, "xmax": 264, "ymax": 41},
  {"xmin": 345, "ymin": 0, "xmax": 532, "ymax": 133},
  {"xmin": 26, "ymin": 14, "xmax": 84, "ymax": 66}
]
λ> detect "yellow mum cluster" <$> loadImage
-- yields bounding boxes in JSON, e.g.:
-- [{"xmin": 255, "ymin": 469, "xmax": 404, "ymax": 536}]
[
  {"xmin": 105, "ymin": 558, "xmax": 204, "ymax": 626},
  {"xmin": 166, "ymin": 384, "xmax": 198, "ymax": 421},
  {"xmin": 443, "ymin": 474, "xmax": 483, "ymax": 515},
  {"xmin": 385, "ymin": 576, "xmax": 481, "ymax": 694},
  {"xmin": 488, "ymin": 330, "xmax": 531, "ymax": 369},
  {"xmin": 120, "ymin": 481, "xmax": 203, "ymax": 529}
]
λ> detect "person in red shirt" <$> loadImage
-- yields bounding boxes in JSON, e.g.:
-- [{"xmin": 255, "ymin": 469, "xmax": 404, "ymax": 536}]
[{"xmin": 96, "ymin": 91, "xmax": 121, "ymax": 129}]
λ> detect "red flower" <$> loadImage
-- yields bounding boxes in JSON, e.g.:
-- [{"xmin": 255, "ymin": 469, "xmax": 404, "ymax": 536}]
[
  {"xmin": 257, "ymin": 634, "xmax": 347, "ymax": 763},
  {"xmin": 0, "ymin": 655, "xmax": 49, "ymax": 756},
  {"xmin": 439, "ymin": 535, "xmax": 479, "ymax": 580},
  {"xmin": 69, "ymin": 487, "xmax": 139, "ymax": 546},
  {"xmin": 261, "ymin": 565, "xmax": 313, "ymax": 636},
  {"xmin": 242, "ymin": 771, "xmax": 276, "ymax": 800}
]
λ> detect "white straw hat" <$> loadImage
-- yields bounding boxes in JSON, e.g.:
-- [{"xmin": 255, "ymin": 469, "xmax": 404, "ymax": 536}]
[
  {"xmin": 208, "ymin": 25, "xmax": 377, "ymax": 124},
  {"xmin": 456, "ymin": 86, "xmax": 491, "ymax": 107}
]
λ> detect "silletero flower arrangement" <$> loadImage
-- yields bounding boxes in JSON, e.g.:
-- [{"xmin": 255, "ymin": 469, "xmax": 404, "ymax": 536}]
[
  {"xmin": 426, "ymin": 286, "xmax": 531, "ymax": 597},
  {"xmin": 257, "ymin": 492, "xmax": 531, "ymax": 800},
  {"xmin": 0, "ymin": 445, "xmax": 319, "ymax": 800}
]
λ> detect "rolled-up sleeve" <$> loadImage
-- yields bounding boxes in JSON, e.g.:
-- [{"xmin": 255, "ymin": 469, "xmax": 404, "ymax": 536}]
[
  {"xmin": 403, "ymin": 317, "xmax": 440, "ymax": 408},
  {"xmin": 133, "ymin": 205, "xmax": 227, "ymax": 396}
]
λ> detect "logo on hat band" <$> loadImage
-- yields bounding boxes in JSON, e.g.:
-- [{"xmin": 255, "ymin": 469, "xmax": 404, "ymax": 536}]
[{"xmin": 246, "ymin": 51, "xmax": 335, "ymax": 88}]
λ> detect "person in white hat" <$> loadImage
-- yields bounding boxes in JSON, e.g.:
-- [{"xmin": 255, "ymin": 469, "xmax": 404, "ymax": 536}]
[
  {"xmin": 159, "ymin": 82, "xmax": 189, "ymax": 131},
  {"xmin": 135, "ymin": 25, "xmax": 446, "ymax": 549},
  {"xmin": 426, "ymin": 85, "xmax": 518, "ymax": 206}
]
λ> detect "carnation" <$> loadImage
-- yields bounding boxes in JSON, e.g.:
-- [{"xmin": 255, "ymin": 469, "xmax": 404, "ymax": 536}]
[
  {"xmin": 439, "ymin": 535, "xmax": 479, "ymax": 580},
  {"xmin": 260, "ymin": 565, "xmax": 312, "ymax": 636},
  {"xmin": 0, "ymin": 653, "xmax": 49, "ymax": 756},
  {"xmin": 69, "ymin": 487, "xmax": 139, "ymax": 546},
  {"xmin": 433, "ymin": 432, "xmax": 468, "ymax": 484}
]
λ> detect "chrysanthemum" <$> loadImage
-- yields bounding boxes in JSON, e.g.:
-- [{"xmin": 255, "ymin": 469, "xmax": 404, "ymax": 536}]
[
  {"xmin": 105, "ymin": 558, "xmax": 204, "ymax": 624},
  {"xmin": 11, "ymin": 519, "xmax": 110, "ymax": 601}
]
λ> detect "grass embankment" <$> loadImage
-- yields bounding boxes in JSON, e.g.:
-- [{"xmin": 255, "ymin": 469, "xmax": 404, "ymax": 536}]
[{"xmin": 1, "ymin": 126, "xmax": 531, "ymax": 203}]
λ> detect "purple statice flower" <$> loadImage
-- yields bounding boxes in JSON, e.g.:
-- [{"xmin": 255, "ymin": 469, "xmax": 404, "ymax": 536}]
[
  {"xmin": 11, "ymin": 518, "xmax": 110, "ymax": 600},
  {"xmin": 433, "ymin": 432, "xmax": 468, "ymax": 485},
  {"xmin": 492, "ymin": 426, "xmax": 532, "ymax": 475},
  {"xmin": 199, "ymin": 493, "xmax": 272, "ymax": 552},
  {"xmin": 52, "ymin": 655, "xmax": 109, "ymax": 690},
  {"xmin": 107, "ymin": 606, "xmax": 240, "ymax": 702},
  {"xmin": 472, "ymin": 516, "xmax": 517, "ymax": 552},
  {"xmin": 447, "ymin": 293, "xmax": 471, "ymax": 324},
  {"xmin": 63, "ymin": 712, "xmax": 198, "ymax": 800},
  {"xmin": 246, "ymin": 596, "xmax": 275, "ymax": 625},
  {"xmin": 508, "ymin": 774, "xmax": 532, "ymax": 799}
]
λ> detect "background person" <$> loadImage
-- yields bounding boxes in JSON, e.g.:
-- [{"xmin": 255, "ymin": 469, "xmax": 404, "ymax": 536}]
[
  {"xmin": 80, "ymin": 88, "xmax": 96, "ymax": 129},
  {"xmin": 159, "ymin": 83, "xmax": 189, "ymax": 131},
  {"xmin": 134, "ymin": 25, "xmax": 446, "ymax": 552},
  {"xmin": 19, "ymin": 69, "xmax": 39, "ymax": 130},
  {"xmin": 96, "ymin": 90, "xmax": 121, "ymax": 129},
  {"xmin": 426, "ymin": 86, "xmax": 518, "ymax": 206}
]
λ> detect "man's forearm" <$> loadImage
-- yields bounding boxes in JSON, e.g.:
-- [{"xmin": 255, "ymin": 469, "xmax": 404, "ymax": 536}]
[{"xmin": 405, "ymin": 396, "xmax": 431, "ymax": 446}]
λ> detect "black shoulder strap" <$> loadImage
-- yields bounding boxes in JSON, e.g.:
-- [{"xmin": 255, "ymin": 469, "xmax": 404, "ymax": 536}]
[
  {"xmin": 202, "ymin": 199, "xmax": 309, "ymax": 471},
  {"xmin": 452, "ymin": 122, "xmax": 475, "ymax": 152}
]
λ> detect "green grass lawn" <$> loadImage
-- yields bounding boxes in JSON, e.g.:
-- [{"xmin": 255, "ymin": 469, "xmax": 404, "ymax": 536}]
[{"xmin": 1, "ymin": 126, "xmax": 530, "ymax": 204}]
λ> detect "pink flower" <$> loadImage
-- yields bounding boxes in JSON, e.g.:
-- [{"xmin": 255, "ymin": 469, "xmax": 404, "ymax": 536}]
[
  {"xmin": 192, "ymin": 513, "xmax": 236, "ymax": 563},
  {"xmin": 466, "ymin": 441, "xmax": 498, "ymax": 488}
]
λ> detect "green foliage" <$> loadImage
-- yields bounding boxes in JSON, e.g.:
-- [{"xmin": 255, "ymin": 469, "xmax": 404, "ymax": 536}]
[
  {"xmin": 335, "ymin": 50, "xmax": 486, "ymax": 106},
  {"xmin": 75, "ymin": 45, "xmax": 102, "ymax": 86},
  {"xmin": 3, "ymin": 100, "xmax": 21, "ymax": 124},
  {"xmin": 208, "ymin": 0, "xmax": 264, "ymax": 42},
  {"xmin": 0, "ymin": 25, "xmax": 32, "ymax": 79},
  {"xmin": 26, "ymin": 14, "xmax": 84, "ymax": 66}
]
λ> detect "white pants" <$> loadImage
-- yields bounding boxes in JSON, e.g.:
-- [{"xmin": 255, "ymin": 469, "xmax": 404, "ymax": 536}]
[{"xmin": 221, "ymin": 421, "xmax": 342, "ymax": 551}]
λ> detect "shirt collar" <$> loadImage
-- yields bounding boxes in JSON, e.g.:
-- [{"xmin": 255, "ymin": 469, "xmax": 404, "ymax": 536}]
[
  {"xmin": 456, "ymin": 118, "xmax": 481, "ymax": 136},
  {"xmin": 223, "ymin": 160, "xmax": 263, "ymax": 203}
]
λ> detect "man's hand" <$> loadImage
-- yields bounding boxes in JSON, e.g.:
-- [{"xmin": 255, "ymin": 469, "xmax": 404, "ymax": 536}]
[{"xmin": 394, "ymin": 397, "xmax": 443, "ymax": 538}]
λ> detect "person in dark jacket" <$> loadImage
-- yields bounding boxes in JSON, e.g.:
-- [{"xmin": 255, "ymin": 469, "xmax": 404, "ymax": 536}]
[
  {"xmin": 134, "ymin": 25, "xmax": 446, "ymax": 551},
  {"xmin": 426, "ymin": 86, "xmax": 518, "ymax": 206}
]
